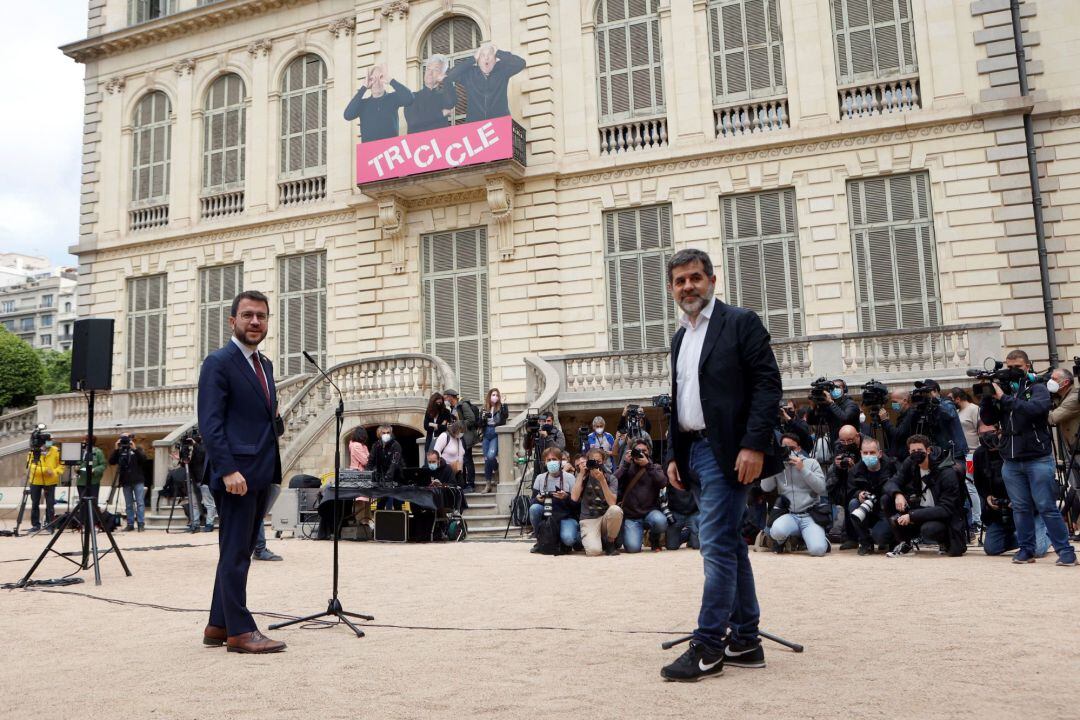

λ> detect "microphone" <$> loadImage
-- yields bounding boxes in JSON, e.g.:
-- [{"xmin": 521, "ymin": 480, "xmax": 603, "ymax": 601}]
[{"xmin": 303, "ymin": 350, "xmax": 343, "ymax": 399}]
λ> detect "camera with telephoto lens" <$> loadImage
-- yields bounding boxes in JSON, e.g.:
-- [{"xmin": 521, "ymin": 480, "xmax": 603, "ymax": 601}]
[
  {"xmin": 652, "ymin": 394, "xmax": 672, "ymax": 412},
  {"xmin": 910, "ymin": 380, "xmax": 937, "ymax": 409},
  {"xmin": 118, "ymin": 433, "xmax": 136, "ymax": 471},
  {"xmin": 833, "ymin": 441, "xmax": 858, "ymax": 469},
  {"xmin": 777, "ymin": 443, "xmax": 793, "ymax": 462},
  {"xmin": 966, "ymin": 359, "xmax": 1028, "ymax": 398},
  {"xmin": 659, "ymin": 486, "xmax": 675, "ymax": 525},
  {"xmin": 542, "ymin": 493, "xmax": 554, "ymax": 518},
  {"xmin": 809, "ymin": 377, "xmax": 836, "ymax": 403},
  {"xmin": 29, "ymin": 424, "xmax": 51, "ymax": 457},
  {"xmin": 851, "ymin": 493, "xmax": 877, "ymax": 525},
  {"xmin": 861, "ymin": 379, "xmax": 889, "ymax": 412},
  {"xmin": 586, "ymin": 457, "xmax": 603, "ymax": 471}
]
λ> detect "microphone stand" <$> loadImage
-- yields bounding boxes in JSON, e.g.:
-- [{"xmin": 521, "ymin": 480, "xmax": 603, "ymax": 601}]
[{"xmin": 269, "ymin": 351, "xmax": 373, "ymax": 638}]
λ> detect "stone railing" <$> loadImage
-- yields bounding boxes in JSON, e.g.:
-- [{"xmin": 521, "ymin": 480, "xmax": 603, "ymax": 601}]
[
  {"xmin": 599, "ymin": 116, "xmax": 668, "ymax": 155},
  {"xmin": 714, "ymin": 98, "xmax": 789, "ymax": 138},
  {"xmin": 494, "ymin": 355, "xmax": 561, "ymax": 507},
  {"xmin": 129, "ymin": 203, "xmax": 169, "ymax": 231},
  {"xmin": 0, "ymin": 406, "xmax": 39, "ymax": 445},
  {"xmin": 278, "ymin": 175, "xmax": 326, "ymax": 206},
  {"xmin": 545, "ymin": 323, "xmax": 1001, "ymax": 400},
  {"xmin": 200, "ymin": 189, "xmax": 245, "ymax": 219},
  {"xmin": 838, "ymin": 75, "xmax": 921, "ymax": 120}
]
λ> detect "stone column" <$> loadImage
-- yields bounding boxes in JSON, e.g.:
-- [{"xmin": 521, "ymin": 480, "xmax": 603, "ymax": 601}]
[
  {"xmin": 172, "ymin": 58, "xmax": 196, "ymax": 228},
  {"xmin": 247, "ymin": 39, "xmax": 272, "ymax": 215}
]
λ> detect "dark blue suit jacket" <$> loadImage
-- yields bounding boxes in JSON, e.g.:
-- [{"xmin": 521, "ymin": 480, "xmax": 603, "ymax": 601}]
[
  {"xmin": 197, "ymin": 342, "xmax": 282, "ymax": 492},
  {"xmin": 666, "ymin": 301, "xmax": 784, "ymax": 484}
]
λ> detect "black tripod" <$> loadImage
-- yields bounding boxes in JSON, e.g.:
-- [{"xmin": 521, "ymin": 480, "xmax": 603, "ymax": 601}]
[
  {"xmin": 270, "ymin": 351, "xmax": 372, "ymax": 638},
  {"xmin": 165, "ymin": 460, "xmax": 198, "ymax": 534},
  {"xmin": 9, "ymin": 448, "xmax": 41, "ymax": 537},
  {"xmin": 503, "ymin": 434, "xmax": 541, "ymax": 539},
  {"xmin": 18, "ymin": 390, "xmax": 131, "ymax": 587},
  {"xmin": 661, "ymin": 630, "xmax": 804, "ymax": 653},
  {"xmin": 866, "ymin": 411, "xmax": 890, "ymax": 454}
]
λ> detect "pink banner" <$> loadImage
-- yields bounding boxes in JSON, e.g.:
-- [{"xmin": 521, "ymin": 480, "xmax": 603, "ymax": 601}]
[{"xmin": 356, "ymin": 116, "xmax": 515, "ymax": 184}]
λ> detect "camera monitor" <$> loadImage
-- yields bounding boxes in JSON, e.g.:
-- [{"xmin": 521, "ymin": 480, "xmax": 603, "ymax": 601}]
[{"xmin": 61, "ymin": 442, "xmax": 83, "ymax": 464}]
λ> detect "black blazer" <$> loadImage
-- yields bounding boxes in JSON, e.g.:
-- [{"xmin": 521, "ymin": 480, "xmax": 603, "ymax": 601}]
[{"xmin": 666, "ymin": 300, "xmax": 783, "ymax": 485}]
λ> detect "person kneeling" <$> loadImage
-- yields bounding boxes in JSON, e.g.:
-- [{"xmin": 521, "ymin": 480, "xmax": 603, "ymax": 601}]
[
  {"xmin": 528, "ymin": 447, "xmax": 578, "ymax": 553},
  {"xmin": 664, "ymin": 481, "xmax": 700, "ymax": 550},
  {"xmin": 884, "ymin": 435, "xmax": 968, "ymax": 557},
  {"xmin": 572, "ymin": 448, "xmax": 621, "ymax": 556},
  {"xmin": 615, "ymin": 440, "xmax": 668, "ymax": 552},
  {"xmin": 762, "ymin": 434, "xmax": 829, "ymax": 556}
]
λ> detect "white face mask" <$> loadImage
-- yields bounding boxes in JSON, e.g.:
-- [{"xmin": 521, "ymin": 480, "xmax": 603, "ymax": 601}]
[
  {"xmin": 381, "ymin": 434, "xmax": 391, "ymax": 443},
  {"xmin": 490, "ymin": 394, "xmax": 499, "ymax": 403},
  {"xmin": 1046, "ymin": 379, "xmax": 1060, "ymax": 394},
  {"xmin": 594, "ymin": 428, "xmax": 603, "ymax": 435},
  {"xmin": 444, "ymin": 401, "xmax": 453, "ymax": 409},
  {"xmin": 858, "ymin": 413, "xmax": 866, "ymax": 425}
]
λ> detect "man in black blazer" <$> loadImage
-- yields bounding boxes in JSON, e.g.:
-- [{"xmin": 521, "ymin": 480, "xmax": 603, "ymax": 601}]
[
  {"xmin": 197, "ymin": 290, "xmax": 286, "ymax": 654},
  {"xmin": 660, "ymin": 249, "xmax": 783, "ymax": 682}
]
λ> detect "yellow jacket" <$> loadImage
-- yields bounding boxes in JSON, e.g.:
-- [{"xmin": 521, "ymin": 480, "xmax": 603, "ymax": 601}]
[{"xmin": 28, "ymin": 446, "xmax": 62, "ymax": 486}]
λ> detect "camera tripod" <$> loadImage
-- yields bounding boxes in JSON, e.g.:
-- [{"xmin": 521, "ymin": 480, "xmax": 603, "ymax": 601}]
[
  {"xmin": 504, "ymin": 439, "xmax": 542, "ymax": 539},
  {"xmin": 865, "ymin": 413, "xmax": 890, "ymax": 454},
  {"xmin": 9, "ymin": 448, "xmax": 45, "ymax": 537},
  {"xmin": 165, "ymin": 460, "xmax": 199, "ymax": 534},
  {"xmin": 18, "ymin": 390, "xmax": 131, "ymax": 587}
]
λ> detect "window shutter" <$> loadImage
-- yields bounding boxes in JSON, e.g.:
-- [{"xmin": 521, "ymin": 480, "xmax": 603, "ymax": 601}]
[
  {"xmin": 280, "ymin": 55, "xmax": 326, "ymax": 178},
  {"xmin": 131, "ymin": 92, "xmax": 171, "ymax": 204},
  {"xmin": 708, "ymin": 0, "xmax": 786, "ymax": 105},
  {"xmin": 201, "ymin": 74, "xmax": 245, "ymax": 192},
  {"xmin": 199, "ymin": 263, "xmax": 243, "ymax": 358},
  {"xmin": 834, "ymin": 0, "xmax": 917, "ymax": 84},
  {"xmin": 420, "ymin": 16, "xmax": 482, "ymax": 124},
  {"xmin": 126, "ymin": 274, "xmax": 167, "ymax": 389},
  {"xmin": 277, "ymin": 252, "xmax": 326, "ymax": 377},
  {"xmin": 604, "ymin": 204, "xmax": 677, "ymax": 350},
  {"xmin": 596, "ymin": 0, "xmax": 665, "ymax": 124}
]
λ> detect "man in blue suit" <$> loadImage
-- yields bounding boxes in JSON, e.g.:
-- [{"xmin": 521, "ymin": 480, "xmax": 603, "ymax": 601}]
[{"xmin": 198, "ymin": 290, "xmax": 287, "ymax": 654}]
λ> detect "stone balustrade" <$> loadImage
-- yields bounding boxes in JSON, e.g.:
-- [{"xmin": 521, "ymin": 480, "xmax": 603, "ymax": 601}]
[
  {"xmin": 714, "ymin": 98, "xmax": 789, "ymax": 138},
  {"xmin": 0, "ymin": 407, "xmax": 38, "ymax": 445},
  {"xmin": 599, "ymin": 116, "xmax": 668, "ymax": 155},
  {"xmin": 838, "ymin": 76, "xmax": 921, "ymax": 120}
]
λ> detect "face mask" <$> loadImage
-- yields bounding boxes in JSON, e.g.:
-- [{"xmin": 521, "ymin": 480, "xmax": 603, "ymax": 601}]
[
  {"xmin": 546, "ymin": 460, "xmax": 562, "ymax": 474},
  {"xmin": 909, "ymin": 450, "xmax": 927, "ymax": 465},
  {"xmin": 381, "ymin": 434, "xmax": 391, "ymax": 443},
  {"xmin": 542, "ymin": 424, "xmax": 553, "ymax": 432},
  {"xmin": 1009, "ymin": 382, "xmax": 1020, "ymax": 393},
  {"xmin": 444, "ymin": 401, "xmax": 452, "ymax": 409},
  {"xmin": 890, "ymin": 402, "xmax": 902, "ymax": 412},
  {"xmin": 427, "ymin": 462, "xmax": 438, "ymax": 471},
  {"xmin": 45, "ymin": 441, "xmax": 53, "ymax": 448},
  {"xmin": 490, "ymin": 394, "xmax": 499, "ymax": 403},
  {"xmin": 1028, "ymin": 372, "xmax": 1037, "ymax": 382},
  {"xmin": 830, "ymin": 388, "xmax": 843, "ymax": 400},
  {"xmin": 862, "ymin": 455, "xmax": 880, "ymax": 470},
  {"xmin": 594, "ymin": 428, "xmax": 603, "ymax": 436},
  {"xmin": 1046, "ymin": 379, "xmax": 1060, "ymax": 394},
  {"xmin": 979, "ymin": 432, "xmax": 1000, "ymax": 450},
  {"xmin": 858, "ymin": 413, "xmax": 866, "ymax": 425}
]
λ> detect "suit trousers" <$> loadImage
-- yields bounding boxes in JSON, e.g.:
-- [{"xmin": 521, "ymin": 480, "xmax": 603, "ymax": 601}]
[{"xmin": 210, "ymin": 485, "xmax": 270, "ymax": 636}]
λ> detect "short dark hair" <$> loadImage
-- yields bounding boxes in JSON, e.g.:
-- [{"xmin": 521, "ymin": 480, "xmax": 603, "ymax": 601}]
[
  {"xmin": 540, "ymin": 410, "xmax": 554, "ymax": 420},
  {"xmin": 779, "ymin": 432, "xmax": 801, "ymax": 446},
  {"xmin": 231, "ymin": 290, "xmax": 270, "ymax": 317},
  {"xmin": 542, "ymin": 447, "xmax": 562, "ymax": 461},
  {"xmin": 1006, "ymin": 349, "xmax": 1031, "ymax": 365},
  {"xmin": 667, "ymin": 248, "xmax": 714, "ymax": 284},
  {"xmin": 949, "ymin": 387, "xmax": 972, "ymax": 403},
  {"xmin": 907, "ymin": 434, "xmax": 931, "ymax": 449}
]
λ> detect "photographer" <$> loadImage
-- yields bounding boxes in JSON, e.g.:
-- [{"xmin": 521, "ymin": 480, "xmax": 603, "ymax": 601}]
[
  {"xmin": 615, "ymin": 404, "xmax": 654, "ymax": 464},
  {"xmin": 75, "ymin": 435, "xmax": 106, "ymax": 504},
  {"xmin": 761, "ymin": 434, "xmax": 829, "ymax": 556},
  {"xmin": 571, "ymin": 447, "xmax": 621, "ymax": 556},
  {"xmin": 901, "ymin": 381, "xmax": 968, "ymax": 471},
  {"xmin": 26, "ymin": 434, "xmax": 61, "ymax": 532},
  {"xmin": 664, "ymin": 479, "xmax": 700, "ymax": 551},
  {"xmin": 883, "ymin": 435, "xmax": 967, "ymax": 557},
  {"xmin": 825, "ymin": 425, "xmax": 862, "ymax": 549},
  {"xmin": 615, "ymin": 439, "xmax": 668, "ymax": 553},
  {"xmin": 973, "ymin": 424, "xmax": 1050, "ymax": 557},
  {"xmin": 806, "ymin": 378, "xmax": 860, "ymax": 444},
  {"xmin": 523, "ymin": 410, "xmax": 565, "ymax": 480},
  {"xmin": 584, "ymin": 416, "xmax": 616, "ymax": 471},
  {"xmin": 1049, "ymin": 368, "xmax": 1079, "ymax": 484},
  {"xmin": 881, "ymin": 389, "xmax": 913, "ymax": 460},
  {"xmin": 188, "ymin": 431, "xmax": 215, "ymax": 532},
  {"xmin": 779, "ymin": 400, "xmax": 814, "ymax": 454},
  {"xmin": 528, "ymin": 447, "xmax": 579, "ymax": 553},
  {"xmin": 846, "ymin": 437, "xmax": 896, "ymax": 555},
  {"xmin": 979, "ymin": 350, "xmax": 1076, "ymax": 565},
  {"xmin": 922, "ymin": 379, "xmax": 970, "ymax": 465},
  {"xmin": 109, "ymin": 434, "xmax": 148, "ymax": 532}
]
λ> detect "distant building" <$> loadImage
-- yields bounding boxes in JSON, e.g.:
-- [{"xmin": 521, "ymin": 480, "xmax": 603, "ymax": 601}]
[
  {"xmin": 0, "ymin": 254, "xmax": 51, "ymax": 289},
  {"xmin": 0, "ymin": 268, "xmax": 78, "ymax": 352}
]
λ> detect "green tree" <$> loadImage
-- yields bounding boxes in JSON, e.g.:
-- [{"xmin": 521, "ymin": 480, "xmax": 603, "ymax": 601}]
[
  {"xmin": 0, "ymin": 328, "xmax": 45, "ymax": 413},
  {"xmin": 39, "ymin": 348, "xmax": 73, "ymax": 396}
]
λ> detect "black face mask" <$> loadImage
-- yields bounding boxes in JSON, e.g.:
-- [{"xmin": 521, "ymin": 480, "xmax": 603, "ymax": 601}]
[
  {"xmin": 909, "ymin": 450, "xmax": 927, "ymax": 465},
  {"xmin": 979, "ymin": 432, "xmax": 1000, "ymax": 451}
]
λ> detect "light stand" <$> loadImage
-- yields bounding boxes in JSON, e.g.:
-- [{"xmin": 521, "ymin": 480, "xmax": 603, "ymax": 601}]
[
  {"xmin": 18, "ymin": 389, "xmax": 131, "ymax": 587},
  {"xmin": 270, "ymin": 351, "xmax": 373, "ymax": 638}
]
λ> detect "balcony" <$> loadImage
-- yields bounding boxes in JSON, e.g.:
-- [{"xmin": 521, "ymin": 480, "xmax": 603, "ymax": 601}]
[
  {"xmin": 129, "ymin": 203, "xmax": 169, "ymax": 231},
  {"xmin": 838, "ymin": 75, "xmax": 921, "ymax": 121},
  {"xmin": 200, "ymin": 188, "xmax": 244, "ymax": 219},
  {"xmin": 714, "ymin": 99, "xmax": 789, "ymax": 139},
  {"xmin": 598, "ymin": 116, "xmax": 668, "ymax": 155},
  {"xmin": 278, "ymin": 175, "xmax": 326, "ymax": 206}
]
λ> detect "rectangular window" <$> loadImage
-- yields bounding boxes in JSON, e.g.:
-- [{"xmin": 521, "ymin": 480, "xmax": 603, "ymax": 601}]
[
  {"xmin": 1, "ymin": 301, "xmax": 13, "ymax": 313},
  {"xmin": 708, "ymin": 0, "xmax": 786, "ymax": 104},
  {"xmin": 278, "ymin": 252, "xmax": 326, "ymax": 378},
  {"xmin": 40, "ymin": 334, "xmax": 51, "ymax": 346},
  {"xmin": 849, "ymin": 172, "xmax": 940, "ymax": 331},
  {"xmin": 604, "ymin": 205, "xmax": 678, "ymax": 350},
  {"xmin": 595, "ymin": 0, "xmax": 666, "ymax": 123},
  {"xmin": 20, "ymin": 317, "xmax": 34, "ymax": 331},
  {"xmin": 832, "ymin": 0, "xmax": 917, "ymax": 84},
  {"xmin": 129, "ymin": 0, "xmax": 175, "ymax": 25},
  {"xmin": 421, "ymin": 228, "xmax": 490, "ymax": 401},
  {"xmin": 41, "ymin": 295, "xmax": 54, "ymax": 308},
  {"xmin": 3, "ymin": 320, "xmax": 13, "ymax": 331},
  {"xmin": 41, "ymin": 315, "xmax": 53, "ymax": 327},
  {"xmin": 199, "ymin": 263, "xmax": 243, "ymax": 359},
  {"xmin": 127, "ymin": 274, "xmax": 167, "ymax": 389},
  {"xmin": 720, "ymin": 189, "xmax": 804, "ymax": 339}
]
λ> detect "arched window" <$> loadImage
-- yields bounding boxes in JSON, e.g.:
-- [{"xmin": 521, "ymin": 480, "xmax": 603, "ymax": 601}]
[
  {"xmin": 203, "ymin": 74, "xmax": 246, "ymax": 194},
  {"xmin": 594, "ymin": 0, "xmax": 665, "ymax": 124},
  {"xmin": 130, "ymin": 92, "xmax": 171, "ymax": 227},
  {"xmin": 280, "ymin": 54, "xmax": 327, "ymax": 178},
  {"xmin": 420, "ymin": 16, "xmax": 482, "ymax": 124}
]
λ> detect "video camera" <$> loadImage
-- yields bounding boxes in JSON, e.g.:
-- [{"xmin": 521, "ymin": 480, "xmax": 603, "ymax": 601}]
[
  {"xmin": 175, "ymin": 427, "xmax": 199, "ymax": 465},
  {"xmin": 524, "ymin": 409, "xmax": 541, "ymax": 436},
  {"xmin": 117, "ymin": 433, "xmax": 137, "ymax": 471},
  {"xmin": 625, "ymin": 404, "xmax": 646, "ymax": 436},
  {"xmin": 861, "ymin": 379, "xmax": 889, "ymax": 412},
  {"xmin": 29, "ymin": 423, "xmax": 51, "ymax": 456},
  {"xmin": 911, "ymin": 380, "xmax": 936, "ymax": 409},
  {"xmin": 966, "ymin": 359, "xmax": 1028, "ymax": 398},
  {"xmin": 808, "ymin": 377, "xmax": 836, "ymax": 404},
  {"xmin": 651, "ymin": 394, "xmax": 672, "ymax": 412}
]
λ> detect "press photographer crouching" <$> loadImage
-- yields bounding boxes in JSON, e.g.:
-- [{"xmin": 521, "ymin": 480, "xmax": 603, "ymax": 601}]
[
  {"xmin": 529, "ymin": 447, "xmax": 579, "ymax": 554},
  {"xmin": 109, "ymin": 433, "xmax": 148, "ymax": 532},
  {"xmin": 615, "ymin": 439, "xmax": 668, "ymax": 552},
  {"xmin": 663, "ymin": 475, "xmax": 700, "ymax": 550},
  {"xmin": 883, "ymin": 435, "xmax": 967, "ymax": 557},
  {"xmin": 571, "ymin": 447, "xmax": 622, "ymax": 556},
  {"xmin": 826, "ymin": 425, "xmax": 863, "ymax": 549},
  {"xmin": 762, "ymin": 434, "xmax": 829, "ymax": 556},
  {"xmin": 977, "ymin": 349, "xmax": 1076, "ymax": 565},
  {"xmin": 845, "ymin": 437, "xmax": 896, "ymax": 555},
  {"xmin": 972, "ymin": 424, "xmax": 1049, "ymax": 557}
]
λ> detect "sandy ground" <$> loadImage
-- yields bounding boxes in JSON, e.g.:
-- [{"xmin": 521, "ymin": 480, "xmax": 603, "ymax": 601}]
[{"xmin": 0, "ymin": 530, "xmax": 1077, "ymax": 720}]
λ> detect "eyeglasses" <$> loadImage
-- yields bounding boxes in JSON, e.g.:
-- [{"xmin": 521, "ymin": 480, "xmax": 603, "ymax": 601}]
[{"xmin": 238, "ymin": 311, "xmax": 269, "ymax": 322}]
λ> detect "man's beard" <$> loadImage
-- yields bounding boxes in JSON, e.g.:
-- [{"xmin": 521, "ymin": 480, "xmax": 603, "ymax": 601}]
[
  {"xmin": 677, "ymin": 285, "xmax": 715, "ymax": 314},
  {"xmin": 233, "ymin": 325, "xmax": 266, "ymax": 348}
]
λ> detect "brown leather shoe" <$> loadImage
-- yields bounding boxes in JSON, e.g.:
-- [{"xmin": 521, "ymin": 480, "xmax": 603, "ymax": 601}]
[
  {"xmin": 203, "ymin": 624, "xmax": 227, "ymax": 647},
  {"xmin": 226, "ymin": 630, "xmax": 287, "ymax": 654}
]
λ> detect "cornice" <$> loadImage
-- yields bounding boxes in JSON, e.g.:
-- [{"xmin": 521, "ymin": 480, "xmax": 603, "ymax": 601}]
[{"xmin": 60, "ymin": 0, "xmax": 320, "ymax": 64}]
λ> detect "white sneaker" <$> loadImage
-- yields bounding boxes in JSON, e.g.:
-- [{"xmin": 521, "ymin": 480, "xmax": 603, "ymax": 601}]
[{"xmin": 886, "ymin": 541, "xmax": 917, "ymax": 558}]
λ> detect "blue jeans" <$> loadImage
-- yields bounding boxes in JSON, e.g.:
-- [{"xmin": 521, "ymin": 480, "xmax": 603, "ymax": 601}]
[
  {"xmin": 984, "ymin": 516, "xmax": 1050, "ymax": 557},
  {"xmin": 254, "ymin": 484, "xmax": 281, "ymax": 554},
  {"xmin": 482, "ymin": 426, "xmax": 499, "ymax": 482},
  {"xmin": 666, "ymin": 511, "xmax": 701, "ymax": 550},
  {"xmin": 621, "ymin": 510, "xmax": 668, "ymax": 552},
  {"xmin": 770, "ymin": 512, "xmax": 830, "ymax": 556},
  {"xmin": 122, "ymin": 483, "xmax": 145, "ymax": 526},
  {"xmin": 689, "ymin": 439, "xmax": 759, "ymax": 649},
  {"xmin": 1000, "ymin": 456, "xmax": 1074, "ymax": 558},
  {"xmin": 528, "ymin": 503, "xmax": 579, "ymax": 547}
]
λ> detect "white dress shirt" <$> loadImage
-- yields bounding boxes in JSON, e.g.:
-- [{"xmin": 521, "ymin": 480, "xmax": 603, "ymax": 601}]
[{"xmin": 675, "ymin": 296, "xmax": 715, "ymax": 432}]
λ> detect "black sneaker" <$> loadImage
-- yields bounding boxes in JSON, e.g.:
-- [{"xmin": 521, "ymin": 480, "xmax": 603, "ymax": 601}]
[
  {"xmin": 724, "ymin": 638, "xmax": 766, "ymax": 668},
  {"xmin": 661, "ymin": 641, "xmax": 725, "ymax": 682},
  {"xmin": 857, "ymin": 544, "xmax": 874, "ymax": 556},
  {"xmin": 839, "ymin": 540, "xmax": 859, "ymax": 551}
]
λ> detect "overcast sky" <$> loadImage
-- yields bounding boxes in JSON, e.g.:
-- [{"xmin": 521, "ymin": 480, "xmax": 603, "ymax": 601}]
[{"xmin": 0, "ymin": 3, "xmax": 88, "ymax": 268}]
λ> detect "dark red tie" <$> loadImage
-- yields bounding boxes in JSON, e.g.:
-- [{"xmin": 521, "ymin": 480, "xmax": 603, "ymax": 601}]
[{"xmin": 251, "ymin": 353, "xmax": 271, "ymax": 406}]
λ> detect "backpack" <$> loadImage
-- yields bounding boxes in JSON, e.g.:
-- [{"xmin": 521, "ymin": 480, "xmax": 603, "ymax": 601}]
[
  {"xmin": 533, "ymin": 515, "xmax": 563, "ymax": 555},
  {"xmin": 457, "ymin": 400, "xmax": 481, "ymax": 445},
  {"xmin": 510, "ymin": 495, "xmax": 531, "ymax": 527}
]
